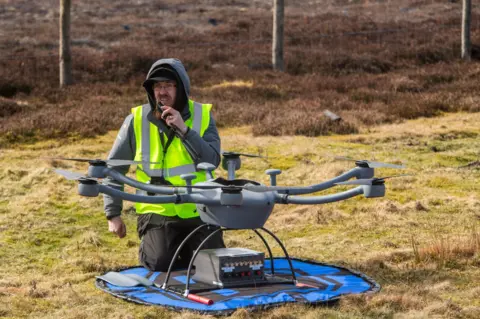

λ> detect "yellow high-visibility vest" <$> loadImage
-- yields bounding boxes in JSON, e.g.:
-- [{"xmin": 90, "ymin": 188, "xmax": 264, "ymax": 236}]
[{"xmin": 131, "ymin": 100, "xmax": 212, "ymax": 218}]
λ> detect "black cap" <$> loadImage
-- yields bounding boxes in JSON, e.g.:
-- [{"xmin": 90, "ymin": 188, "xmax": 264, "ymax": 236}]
[{"xmin": 143, "ymin": 67, "xmax": 177, "ymax": 86}]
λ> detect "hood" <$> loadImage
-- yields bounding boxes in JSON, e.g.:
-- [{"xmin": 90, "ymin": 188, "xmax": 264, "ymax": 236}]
[{"xmin": 143, "ymin": 58, "xmax": 191, "ymax": 113}]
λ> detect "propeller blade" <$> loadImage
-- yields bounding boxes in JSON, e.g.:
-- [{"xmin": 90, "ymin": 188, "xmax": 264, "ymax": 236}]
[
  {"xmin": 55, "ymin": 168, "xmax": 123, "ymax": 186},
  {"xmin": 46, "ymin": 157, "xmax": 162, "ymax": 167},
  {"xmin": 235, "ymin": 152, "xmax": 265, "ymax": 158},
  {"xmin": 54, "ymin": 169, "xmax": 86, "ymax": 180},
  {"xmin": 363, "ymin": 161, "xmax": 405, "ymax": 169},
  {"xmin": 334, "ymin": 156, "xmax": 405, "ymax": 169},
  {"xmin": 50, "ymin": 157, "xmax": 92, "ymax": 163},
  {"xmin": 221, "ymin": 151, "xmax": 267, "ymax": 158}
]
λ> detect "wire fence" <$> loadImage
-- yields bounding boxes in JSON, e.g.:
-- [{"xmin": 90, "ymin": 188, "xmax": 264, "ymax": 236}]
[{"xmin": 1, "ymin": 3, "xmax": 477, "ymax": 85}]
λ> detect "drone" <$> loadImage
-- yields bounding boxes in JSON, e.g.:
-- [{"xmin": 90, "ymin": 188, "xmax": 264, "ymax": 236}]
[{"xmin": 53, "ymin": 151, "xmax": 406, "ymax": 305}]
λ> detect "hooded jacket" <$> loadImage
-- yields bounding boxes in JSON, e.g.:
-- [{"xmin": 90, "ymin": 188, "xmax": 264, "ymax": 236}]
[
  {"xmin": 103, "ymin": 58, "xmax": 221, "ymax": 220},
  {"xmin": 143, "ymin": 58, "xmax": 189, "ymax": 114}
]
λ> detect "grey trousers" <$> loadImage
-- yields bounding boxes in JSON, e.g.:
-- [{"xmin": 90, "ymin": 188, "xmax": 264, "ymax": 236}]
[{"xmin": 137, "ymin": 214, "xmax": 225, "ymax": 272}]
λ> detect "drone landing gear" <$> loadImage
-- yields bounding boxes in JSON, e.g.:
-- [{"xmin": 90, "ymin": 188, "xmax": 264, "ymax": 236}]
[{"xmin": 159, "ymin": 225, "xmax": 298, "ymax": 305}]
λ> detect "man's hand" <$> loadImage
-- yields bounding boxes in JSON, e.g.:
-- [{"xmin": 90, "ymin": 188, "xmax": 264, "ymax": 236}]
[
  {"xmin": 108, "ymin": 216, "xmax": 127, "ymax": 238},
  {"xmin": 160, "ymin": 106, "xmax": 188, "ymax": 134}
]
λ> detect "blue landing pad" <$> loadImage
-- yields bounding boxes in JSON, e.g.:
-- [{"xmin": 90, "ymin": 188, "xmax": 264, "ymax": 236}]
[{"xmin": 95, "ymin": 258, "xmax": 380, "ymax": 315}]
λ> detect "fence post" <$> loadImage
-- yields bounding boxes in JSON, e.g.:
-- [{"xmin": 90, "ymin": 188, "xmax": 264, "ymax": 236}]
[
  {"xmin": 461, "ymin": 0, "xmax": 471, "ymax": 61},
  {"xmin": 272, "ymin": 0, "xmax": 284, "ymax": 71},
  {"xmin": 60, "ymin": 0, "xmax": 73, "ymax": 86}
]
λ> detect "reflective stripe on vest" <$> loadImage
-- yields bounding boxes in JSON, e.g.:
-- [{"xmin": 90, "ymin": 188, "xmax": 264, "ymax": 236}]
[{"xmin": 131, "ymin": 100, "xmax": 212, "ymax": 218}]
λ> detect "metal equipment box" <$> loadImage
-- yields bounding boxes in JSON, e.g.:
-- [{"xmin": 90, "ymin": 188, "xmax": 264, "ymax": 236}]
[{"xmin": 192, "ymin": 248, "xmax": 265, "ymax": 288}]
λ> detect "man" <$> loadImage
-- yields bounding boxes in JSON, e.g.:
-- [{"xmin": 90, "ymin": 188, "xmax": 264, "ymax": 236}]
[{"xmin": 104, "ymin": 58, "xmax": 225, "ymax": 271}]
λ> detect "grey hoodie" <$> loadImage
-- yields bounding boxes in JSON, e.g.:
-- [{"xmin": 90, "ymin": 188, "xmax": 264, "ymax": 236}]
[{"xmin": 103, "ymin": 58, "xmax": 221, "ymax": 219}]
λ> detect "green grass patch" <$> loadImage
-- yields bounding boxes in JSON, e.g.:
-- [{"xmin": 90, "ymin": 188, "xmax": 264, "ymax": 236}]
[{"xmin": 1, "ymin": 112, "xmax": 480, "ymax": 318}]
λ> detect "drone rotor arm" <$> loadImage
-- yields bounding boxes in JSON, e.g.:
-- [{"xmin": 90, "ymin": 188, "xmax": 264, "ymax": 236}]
[
  {"xmin": 97, "ymin": 184, "xmax": 222, "ymax": 205},
  {"xmin": 335, "ymin": 179, "xmax": 375, "ymax": 186},
  {"xmin": 284, "ymin": 167, "xmax": 366, "ymax": 195},
  {"xmin": 246, "ymin": 167, "xmax": 369, "ymax": 195},
  {"xmin": 104, "ymin": 168, "xmax": 245, "ymax": 195},
  {"xmin": 98, "ymin": 185, "xmax": 181, "ymax": 203},
  {"xmin": 104, "ymin": 168, "xmax": 186, "ymax": 195},
  {"xmin": 275, "ymin": 186, "xmax": 364, "ymax": 205}
]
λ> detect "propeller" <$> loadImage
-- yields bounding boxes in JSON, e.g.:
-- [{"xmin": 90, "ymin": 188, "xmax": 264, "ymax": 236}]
[
  {"xmin": 46, "ymin": 157, "xmax": 161, "ymax": 167},
  {"xmin": 55, "ymin": 169, "xmax": 121, "ymax": 187},
  {"xmin": 221, "ymin": 151, "xmax": 268, "ymax": 159},
  {"xmin": 55, "ymin": 169, "xmax": 88, "ymax": 181},
  {"xmin": 334, "ymin": 156, "xmax": 405, "ymax": 169},
  {"xmin": 335, "ymin": 174, "xmax": 411, "ymax": 186}
]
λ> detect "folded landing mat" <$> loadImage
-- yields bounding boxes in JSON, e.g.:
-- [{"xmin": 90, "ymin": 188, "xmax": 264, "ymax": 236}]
[{"xmin": 95, "ymin": 258, "xmax": 380, "ymax": 315}]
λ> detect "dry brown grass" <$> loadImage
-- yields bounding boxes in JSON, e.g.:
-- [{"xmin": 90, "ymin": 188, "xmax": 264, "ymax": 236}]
[
  {"xmin": 412, "ymin": 231, "xmax": 480, "ymax": 267},
  {"xmin": 0, "ymin": 112, "xmax": 479, "ymax": 318}
]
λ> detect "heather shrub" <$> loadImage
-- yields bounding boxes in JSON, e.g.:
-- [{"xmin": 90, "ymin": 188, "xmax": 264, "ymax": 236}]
[
  {"xmin": 1, "ymin": 3, "xmax": 480, "ymax": 147},
  {"xmin": 252, "ymin": 111, "xmax": 358, "ymax": 136},
  {"xmin": 322, "ymin": 54, "xmax": 393, "ymax": 75},
  {"xmin": 0, "ymin": 98, "xmax": 24, "ymax": 117},
  {"xmin": 0, "ymin": 81, "xmax": 32, "ymax": 98}
]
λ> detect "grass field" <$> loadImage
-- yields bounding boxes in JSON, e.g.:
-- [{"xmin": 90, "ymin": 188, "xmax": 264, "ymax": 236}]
[
  {"xmin": 1, "ymin": 0, "xmax": 480, "ymax": 317},
  {"xmin": 1, "ymin": 112, "xmax": 479, "ymax": 318}
]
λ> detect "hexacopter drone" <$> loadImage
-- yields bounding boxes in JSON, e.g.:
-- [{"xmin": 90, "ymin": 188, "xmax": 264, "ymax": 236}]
[{"xmin": 54, "ymin": 152, "xmax": 405, "ymax": 307}]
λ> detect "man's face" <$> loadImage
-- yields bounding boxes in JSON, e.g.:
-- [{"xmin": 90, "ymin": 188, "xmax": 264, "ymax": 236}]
[{"xmin": 153, "ymin": 81, "xmax": 177, "ymax": 107}]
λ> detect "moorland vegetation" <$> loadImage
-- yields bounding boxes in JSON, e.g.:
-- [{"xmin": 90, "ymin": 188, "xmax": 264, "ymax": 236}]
[{"xmin": 1, "ymin": 0, "xmax": 480, "ymax": 146}]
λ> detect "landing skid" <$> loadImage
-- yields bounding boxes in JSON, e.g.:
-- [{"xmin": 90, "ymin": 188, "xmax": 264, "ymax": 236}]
[{"xmin": 160, "ymin": 225, "xmax": 298, "ymax": 304}]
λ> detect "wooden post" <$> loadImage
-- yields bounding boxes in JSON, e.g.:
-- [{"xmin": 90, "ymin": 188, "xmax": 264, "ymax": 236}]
[
  {"xmin": 60, "ymin": 0, "xmax": 72, "ymax": 86},
  {"xmin": 461, "ymin": 0, "xmax": 471, "ymax": 61},
  {"xmin": 272, "ymin": 0, "xmax": 284, "ymax": 71}
]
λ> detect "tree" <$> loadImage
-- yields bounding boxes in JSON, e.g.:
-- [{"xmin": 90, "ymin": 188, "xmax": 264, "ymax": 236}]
[
  {"xmin": 461, "ymin": 0, "xmax": 471, "ymax": 61},
  {"xmin": 272, "ymin": 0, "xmax": 284, "ymax": 71},
  {"xmin": 59, "ymin": 0, "xmax": 72, "ymax": 86}
]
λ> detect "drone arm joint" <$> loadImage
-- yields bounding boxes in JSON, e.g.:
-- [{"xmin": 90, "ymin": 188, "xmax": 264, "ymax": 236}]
[
  {"xmin": 175, "ymin": 194, "xmax": 182, "ymax": 204},
  {"xmin": 279, "ymin": 194, "xmax": 289, "ymax": 204}
]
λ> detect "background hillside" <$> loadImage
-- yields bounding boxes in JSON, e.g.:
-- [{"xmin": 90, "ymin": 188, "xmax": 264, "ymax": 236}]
[{"xmin": 1, "ymin": 0, "xmax": 480, "ymax": 145}]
